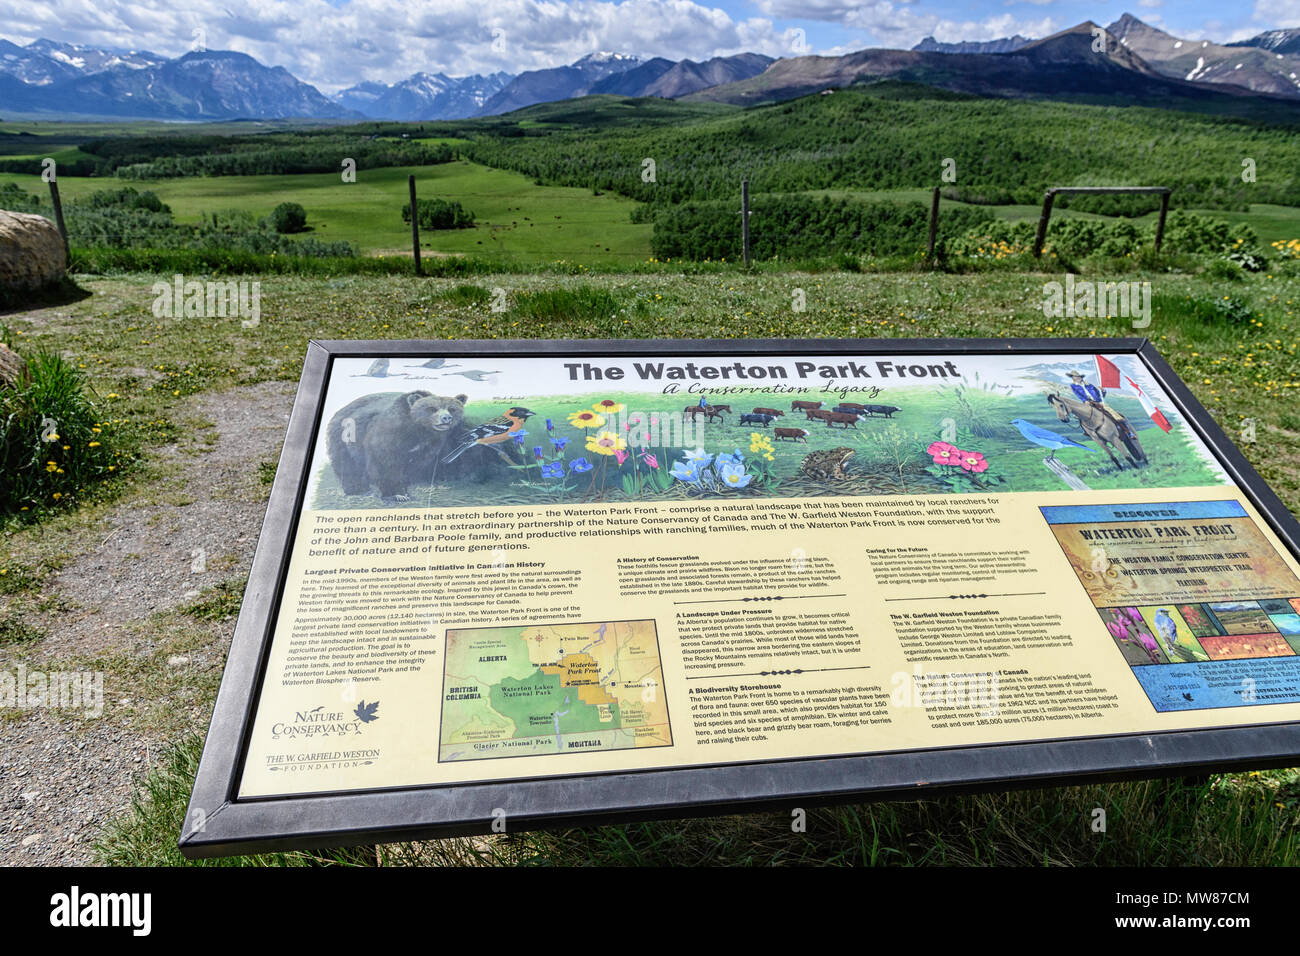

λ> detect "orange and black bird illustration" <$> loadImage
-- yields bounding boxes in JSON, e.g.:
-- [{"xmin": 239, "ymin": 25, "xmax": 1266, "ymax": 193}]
[{"xmin": 442, "ymin": 406, "xmax": 535, "ymax": 463}]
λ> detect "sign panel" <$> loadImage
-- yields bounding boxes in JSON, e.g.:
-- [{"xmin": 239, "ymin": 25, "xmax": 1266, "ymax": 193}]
[{"xmin": 182, "ymin": 338, "xmax": 1300, "ymax": 857}]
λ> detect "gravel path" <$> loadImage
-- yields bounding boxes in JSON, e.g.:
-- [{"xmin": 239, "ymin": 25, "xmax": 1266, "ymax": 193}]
[{"xmin": 0, "ymin": 379, "xmax": 297, "ymax": 865}]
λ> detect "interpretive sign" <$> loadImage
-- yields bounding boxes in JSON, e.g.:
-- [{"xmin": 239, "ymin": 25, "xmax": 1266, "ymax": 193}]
[{"xmin": 182, "ymin": 337, "xmax": 1300, "ymax": 857}]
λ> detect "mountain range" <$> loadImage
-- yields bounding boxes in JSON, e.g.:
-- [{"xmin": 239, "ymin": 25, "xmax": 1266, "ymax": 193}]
[
  {"xmin": 686, "ymin": 20, "xmax": 1300, "ymax": 121},
  {"xmin": 2, "ymin": 14, "xmax": 1300, "ymax": 122},
  {"xmin": 1107, "ymin": 13, "xmax": 1300, "ymax": 98},
  {"xmin": 912, "ymin": 35, "xmax": 1032, "ymax": 55}
]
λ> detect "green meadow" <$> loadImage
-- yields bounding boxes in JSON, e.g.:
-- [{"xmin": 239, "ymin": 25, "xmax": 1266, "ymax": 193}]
[{"xmin": 0, "ymin": 160, "xmax": 652, "ymax": 264}]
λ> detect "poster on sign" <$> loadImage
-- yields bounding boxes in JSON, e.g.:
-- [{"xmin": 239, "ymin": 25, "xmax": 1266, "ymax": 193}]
[{"xmin": 181, "ymin": 337, "xmax": 1300, "ymax": 858}]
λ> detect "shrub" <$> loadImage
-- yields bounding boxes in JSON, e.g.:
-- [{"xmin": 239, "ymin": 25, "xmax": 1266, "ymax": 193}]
[
  {"xmin": 267, "ymin": 202, "xmax": 307, "ymax": 234},
  {"xmin": 651, "ymin": 195, "xmax": 995, "ymax": 260},
  {"xmin": 83, "ymin": 187, "xmax": 170, "ymax": 214},
  {"xmin": 401, "ymin": 198, "xmax": 475, "ymax": 230},
  {"xmin": 0, "ymin": 347, "xmax": 122, "ymax": 518},
  {"xmin": 0, "ymin": 182, "xmax": 45, "ymax": 214},
  {"xmin": 951, "ymin": 210, "xmax": 1264, "ymax": 261}
]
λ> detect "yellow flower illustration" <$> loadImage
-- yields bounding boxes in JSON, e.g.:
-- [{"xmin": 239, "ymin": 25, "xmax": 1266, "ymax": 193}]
[
  {"xmin": 567, "ymin": 410, "xmax": 606, "ymax": 429},
  {"xmin": 585, "ymin": 431, "xmax": 626, "ymax": 456},
  {"xmin": 592, "ymin": 400, "xmax": 625, "ymax": 415}
]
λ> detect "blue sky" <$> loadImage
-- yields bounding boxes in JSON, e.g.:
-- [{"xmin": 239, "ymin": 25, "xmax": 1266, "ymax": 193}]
[{"xmin": 0, "ymin": 0, "xmax": 1296, "ymax": 91}]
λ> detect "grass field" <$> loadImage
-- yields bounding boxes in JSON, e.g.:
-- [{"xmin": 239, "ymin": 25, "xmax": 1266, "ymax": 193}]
[
  {"xmin": 0, "ymin": 160, "xmax": 652, "ymax": 263},
  {"xmin": 7, "ymin": 160, "xmax": 1298, "ymax": 264},
  {"xmin": 3, "ymin": 261, "xmax": 1300, "ymax": 865}
]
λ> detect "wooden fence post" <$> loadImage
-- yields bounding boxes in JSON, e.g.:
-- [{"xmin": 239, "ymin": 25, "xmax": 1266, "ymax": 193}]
[
  {"xmin": 1033, "ymin": 185, "xmax": 1170, "ymax": 258},
  {"xmin": 927, "ymin": 186, "xmax": 940, "ymax": 259},
  {"xmin": 1032, "ymin": 189, "xmax": 1055, "ymax": 259},
  {"xmin": 408, "ymin": 174, "xmax": 422, "ymax": 276},
  {"xmin": 48, "ymin": 180, "xmax": 69, "ymax": 263},
  {"xmin": 741, "ymin": 179, "xmax": 750, "ymax": 268},
  {"xmin": 1154, "ymin": 190, "xmax": 1170, "ymax": 255}
]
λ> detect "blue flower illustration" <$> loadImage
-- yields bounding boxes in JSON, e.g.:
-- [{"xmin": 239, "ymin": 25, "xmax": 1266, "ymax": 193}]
[
  {"xmin": 717, "ymin": 460, "xmax": 753, "ymax": 489},
  {"xmin": 541, "ymin": 462, "xmax": 565, "ymax": 479},
  {"xmin": 570, "ymin": 457, "xmax": 593, "ymax": 473},
  {"xmin": 670, "ymin": 460, "xmax": 702, "ymax": 485}
]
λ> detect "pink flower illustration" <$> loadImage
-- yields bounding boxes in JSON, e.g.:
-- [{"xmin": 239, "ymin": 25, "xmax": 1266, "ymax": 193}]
[
  {"xmin": 614, "ymin": 449, "xmax": 628, "ymax": 465},
  {"xmin": 927, "ymin": 441, "xmax": 959, "ymax": 466},
  {"xmin": 643, "ymin": 453, "xmax": 659, "ymax": 469},
  {"xmin": 956, "ymin": 449, "xmax": 989, "ymax": 473}
]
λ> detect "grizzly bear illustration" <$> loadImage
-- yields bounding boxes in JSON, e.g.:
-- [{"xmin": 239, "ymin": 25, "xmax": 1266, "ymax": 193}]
[{"xmin": 326, "ymin": 390, "xmax": 480, "ymax": 501}]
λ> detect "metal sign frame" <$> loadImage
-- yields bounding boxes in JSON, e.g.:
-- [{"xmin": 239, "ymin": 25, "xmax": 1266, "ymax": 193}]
[{"xmin": 180, "ymin": 337, "xmax": 1300, "ymax": 858}]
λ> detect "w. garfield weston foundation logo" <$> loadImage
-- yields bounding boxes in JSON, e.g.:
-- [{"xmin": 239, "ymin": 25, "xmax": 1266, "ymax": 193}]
[{"xmin": 270, "ymin": 702, "xmax": 379, "ymax": 739}]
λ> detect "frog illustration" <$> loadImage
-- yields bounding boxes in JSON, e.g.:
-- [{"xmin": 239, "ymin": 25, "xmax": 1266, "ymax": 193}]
[{"xmin": 800, "ymin": 446, "xmax": 855, "ymax": 480}]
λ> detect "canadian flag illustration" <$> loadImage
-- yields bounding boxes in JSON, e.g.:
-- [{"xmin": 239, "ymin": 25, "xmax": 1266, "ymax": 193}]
[{"xmin": 1094, "ymin": 355, "xmax": 1171, "ymax": 432}]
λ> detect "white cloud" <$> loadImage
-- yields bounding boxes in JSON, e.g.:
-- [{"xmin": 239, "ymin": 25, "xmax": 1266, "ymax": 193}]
[
  {"xmin": 1251, "ymin": 0, "xmax": 1300, "ymax": 22},
  {"xmin": 0, "ymin": 0, "xmax": 795, "ymax": 90},
  {"xmin": 750, "ymin": 0, "xmax": 1055, "ymax": 49}
]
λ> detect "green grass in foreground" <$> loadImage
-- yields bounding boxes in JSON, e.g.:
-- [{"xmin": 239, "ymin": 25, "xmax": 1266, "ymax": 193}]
[{"xmin": 2, "ymin": 265, "xmax": 1298, "ymax": 864}]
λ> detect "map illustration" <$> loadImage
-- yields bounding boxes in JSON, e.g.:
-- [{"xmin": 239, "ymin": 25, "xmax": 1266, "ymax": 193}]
[{"xmin": 439, "ymin": 619, "xmax": 672, "ymax": 762}]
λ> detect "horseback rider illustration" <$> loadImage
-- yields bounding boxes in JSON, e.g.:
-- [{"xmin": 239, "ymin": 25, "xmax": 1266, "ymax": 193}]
[{"xmin": 1068, "ymin": 370, "xmax": 1136, "ymax": 440}]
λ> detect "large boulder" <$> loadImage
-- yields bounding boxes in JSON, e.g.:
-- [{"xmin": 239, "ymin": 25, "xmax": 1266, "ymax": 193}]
[{"xmin": 0, "ymin": 209, "xmax": 67, "ymax": 291}]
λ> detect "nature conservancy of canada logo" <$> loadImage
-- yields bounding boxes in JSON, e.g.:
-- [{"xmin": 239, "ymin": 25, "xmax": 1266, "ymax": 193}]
[{"xmin": 270, "ymin": 701, "xmax": 380, "ymax": 739}]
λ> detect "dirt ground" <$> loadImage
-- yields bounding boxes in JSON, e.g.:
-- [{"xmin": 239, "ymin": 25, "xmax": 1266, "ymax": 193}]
[{"xmin": 0, "ymin": 379, "xmax": 296, "ymax": 865}]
